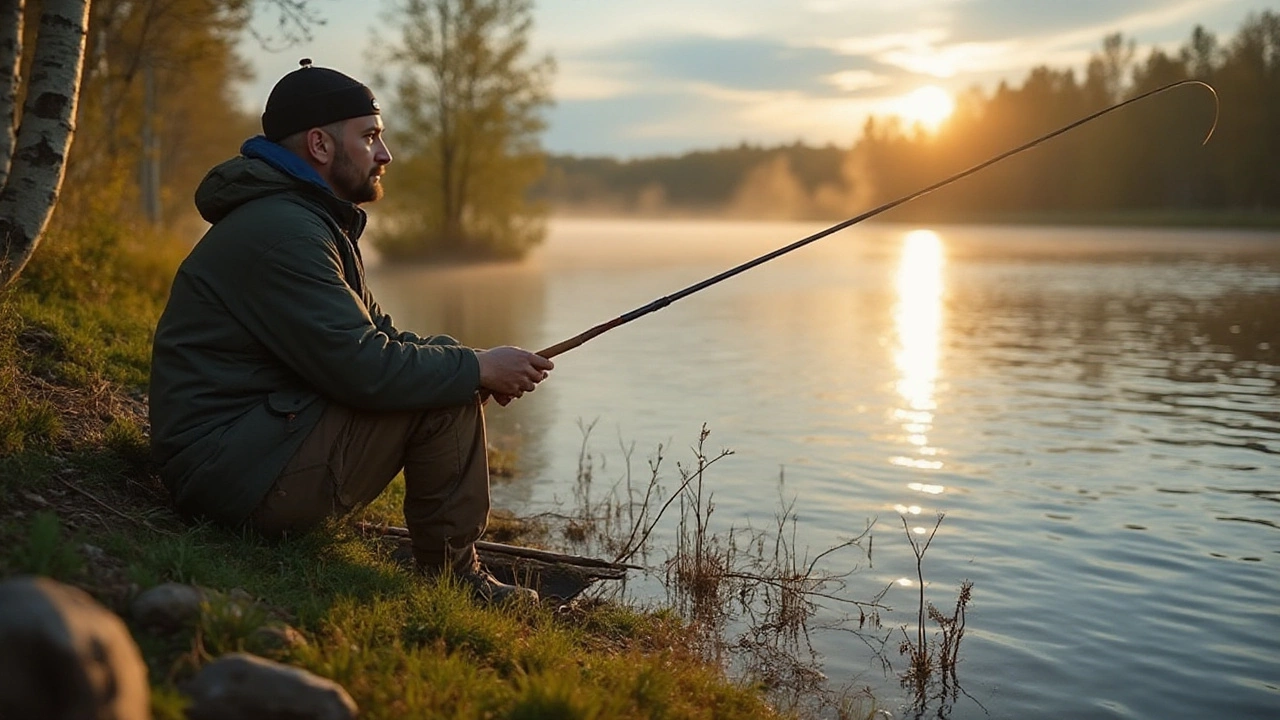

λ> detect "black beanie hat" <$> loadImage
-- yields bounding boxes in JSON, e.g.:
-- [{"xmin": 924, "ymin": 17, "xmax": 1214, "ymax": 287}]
[{"xmin": 261, "ymin": 59, "xmax": 381, "ymax": 142}]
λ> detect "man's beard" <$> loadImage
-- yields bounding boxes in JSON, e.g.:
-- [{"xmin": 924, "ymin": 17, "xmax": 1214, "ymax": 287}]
[{"xmin": 332, "ymin": 146, "xmax": 383, "ymax": 204}]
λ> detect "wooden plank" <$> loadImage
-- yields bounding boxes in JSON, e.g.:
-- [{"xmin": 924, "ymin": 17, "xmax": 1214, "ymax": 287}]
[{"xmin": 354, "ymin": 521, "xmax": 643, "ymax": 571}]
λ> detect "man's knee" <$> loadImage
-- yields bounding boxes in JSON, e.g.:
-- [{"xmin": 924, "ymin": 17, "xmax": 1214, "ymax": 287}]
[{"xmin": 412, "ymin": 398, "xmax": 485, "ymax": 447}]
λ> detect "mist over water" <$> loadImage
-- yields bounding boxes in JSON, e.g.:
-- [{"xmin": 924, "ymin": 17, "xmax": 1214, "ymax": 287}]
[{"xmin": 370, "ymin": 218, "xmax": 1280, "ymax": 718}]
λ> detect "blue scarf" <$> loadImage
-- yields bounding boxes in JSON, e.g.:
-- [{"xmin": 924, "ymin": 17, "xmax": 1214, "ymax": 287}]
[{"xmin": 240, "ymin": 135, "xmax": 333, "ymax": 193}]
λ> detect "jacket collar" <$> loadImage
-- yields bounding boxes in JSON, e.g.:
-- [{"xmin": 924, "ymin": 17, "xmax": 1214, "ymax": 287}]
[{"xmin": 239, "ymin": 136, "xmax": 367, "ymax": 241}]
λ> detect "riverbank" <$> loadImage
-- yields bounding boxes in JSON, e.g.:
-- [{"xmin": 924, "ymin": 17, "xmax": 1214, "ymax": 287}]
[{"xmin": 0, "ymin": 233, "xmax": 796, "ymax": 718}]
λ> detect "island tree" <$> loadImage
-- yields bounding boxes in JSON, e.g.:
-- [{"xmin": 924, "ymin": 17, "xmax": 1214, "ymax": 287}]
[{"xmin": 375, "ymin": 0, "xmax": 554, "ymax": 260}]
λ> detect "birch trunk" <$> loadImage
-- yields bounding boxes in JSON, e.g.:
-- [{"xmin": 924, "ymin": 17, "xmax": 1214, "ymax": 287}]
[
  {"xmin": 0, "ymin": 0, "xmax": 23, "ymax": 191},
  {"xmin": 0, "ymin": 0, "xmax": 89, "ymax": 289}
]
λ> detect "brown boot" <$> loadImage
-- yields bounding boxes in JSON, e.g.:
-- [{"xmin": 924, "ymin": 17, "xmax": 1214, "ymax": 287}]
[{"xmin": 453, "ymin": 563, "xmax": 539, "ymax": 605}]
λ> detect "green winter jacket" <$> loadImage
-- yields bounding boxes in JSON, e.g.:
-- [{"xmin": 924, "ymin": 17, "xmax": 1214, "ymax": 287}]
[{"xmin": 149, "ymin": 146, "xmax": 481, "ymax": 526}]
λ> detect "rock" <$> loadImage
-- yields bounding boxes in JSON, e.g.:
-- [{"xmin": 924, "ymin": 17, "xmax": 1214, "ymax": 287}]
[
  {"xmin": 130, "ymin": 582, "xmax": 204, "ymax": 633},
  {"xmin": 184, "ymin": 653, "xmax": 357, "ymax": 720},
  {"xmin": 250, "ymin": 623, "xmax": 309, "ymax": 654},
  {"xmin": 0, "ymin": 576, "xmax": 150, "ymax": 720}
]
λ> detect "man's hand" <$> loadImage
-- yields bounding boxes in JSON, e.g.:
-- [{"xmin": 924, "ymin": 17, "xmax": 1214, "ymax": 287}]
[{"xmin": 476, "ymin": 346, "xmax": 554, "ymax": 402}]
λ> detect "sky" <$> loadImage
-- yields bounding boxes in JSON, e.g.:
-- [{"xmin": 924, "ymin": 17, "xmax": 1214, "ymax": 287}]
[{"xmin": 241, "ymin": 0, "xmax": 1273, "ymax": 157}]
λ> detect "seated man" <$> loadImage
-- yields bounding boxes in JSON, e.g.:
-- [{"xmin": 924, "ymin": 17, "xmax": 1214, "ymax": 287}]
[{"xmin": 148, "ymin": 60, "xmax": 553, "ymax": 603}]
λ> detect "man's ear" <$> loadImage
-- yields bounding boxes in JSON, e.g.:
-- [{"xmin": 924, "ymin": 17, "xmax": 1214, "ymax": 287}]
[{"xmin": 305, "ymin": 127, "xmax": 335, "ymax": 165}]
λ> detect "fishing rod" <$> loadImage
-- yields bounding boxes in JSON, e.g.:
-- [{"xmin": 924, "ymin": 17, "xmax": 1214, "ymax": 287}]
[{"xmin": 535, "ymin": 79, "xmax": 1218, "ymax": 360}]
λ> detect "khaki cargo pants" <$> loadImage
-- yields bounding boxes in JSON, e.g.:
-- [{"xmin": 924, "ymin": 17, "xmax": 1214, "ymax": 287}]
[{"xmin": 247, "ymin": 398, "xmax": 489, "ymax": 574}]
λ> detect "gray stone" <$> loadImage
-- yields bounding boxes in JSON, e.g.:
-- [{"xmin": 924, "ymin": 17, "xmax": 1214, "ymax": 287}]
[
  {"xmin": 0, "ymin": 575, "xmax": 150, "ymax": 720},
  {"xmin": 184, "ymin": 653, "xmax": 357, "ymax": 720},
  {"xmin": 250, "ymin": 623, "xmax": 309, "ymax": 654},
  {"xmin": 130, "ymin": 581, "xmax": 204, "ymax": 633}
]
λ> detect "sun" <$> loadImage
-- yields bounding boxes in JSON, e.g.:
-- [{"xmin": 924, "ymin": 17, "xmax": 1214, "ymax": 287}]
[{"xmin": 894, "ymin": 85, "xmax": 955, "ymax": 132}]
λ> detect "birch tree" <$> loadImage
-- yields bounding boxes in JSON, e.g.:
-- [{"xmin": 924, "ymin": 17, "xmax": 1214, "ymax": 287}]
[{"xmin": 0, "ymin": 0, "xmax": 90, "ymax": 289}]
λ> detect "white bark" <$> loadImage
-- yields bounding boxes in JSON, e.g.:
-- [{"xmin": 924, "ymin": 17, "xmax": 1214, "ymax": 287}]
[
  {"xmin": 0, "ymin": 0, "xmax": 89, "ymax": 289},
  {"xmin": 0, "ymin": 0, "xmax": 22, "ymax": 190}
]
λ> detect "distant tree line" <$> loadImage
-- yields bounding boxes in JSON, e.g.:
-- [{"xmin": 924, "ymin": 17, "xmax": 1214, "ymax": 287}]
[
  {"xmin": 534, "ymin": 12, "xmax": 1280, "ymax": 224},
  {"xmin": 535, "ymin": 143, "xmax": 853, "ymax": 218}
]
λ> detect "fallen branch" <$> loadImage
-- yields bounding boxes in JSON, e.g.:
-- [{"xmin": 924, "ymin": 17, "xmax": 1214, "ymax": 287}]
[
  {"xmin": 354, "ymin": 521, "xmax": 644, "ymax": 571},
  {"xmin": 55, "ymin": 476, "xmax": 178, "ymax": 537}
]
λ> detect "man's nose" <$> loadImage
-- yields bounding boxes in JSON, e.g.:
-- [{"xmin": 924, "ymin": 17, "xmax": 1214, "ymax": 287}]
[{"xmin": 376, "ymin": 140, "xmax": 392, "ymax": 165}]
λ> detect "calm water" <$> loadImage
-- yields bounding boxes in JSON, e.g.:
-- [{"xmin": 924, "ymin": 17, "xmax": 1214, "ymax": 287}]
[{"xmin": 370, "ymin": 218, "xmax": 1280, "ymax": 719}]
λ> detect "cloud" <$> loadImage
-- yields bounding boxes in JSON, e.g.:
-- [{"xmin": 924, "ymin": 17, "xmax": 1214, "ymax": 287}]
[
  {"xmin": 553, "ymin": 61, "xmax": 638, "ymax": 101},
  {"xmin": 831, "ymin": 29, "xmax": 951, "ymax": 57},
  {"xmin": 544, "ymin": 86, "xmax": 890, "ymax": 157},
  {"xmin": 544, "ymin": 92, "xmax": 728, "ymax": 156},
  {"xmin": 942, "ymin": 0, "xmax": 1226, "ymax": 42},
  {"xmin": 591, "ymin": 34, "xmax": 888, "ymax": 95},
  {"xmin": 826, "ymin": 70, "xmax": 893, "ymax": 92}
]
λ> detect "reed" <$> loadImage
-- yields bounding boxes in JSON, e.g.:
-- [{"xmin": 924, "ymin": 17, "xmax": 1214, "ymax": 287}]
[
  {"xmin": 896, "ymin": 513, "xmax": 974, "ymax": 714},
  {"xmin": 549, "ymin": 422, "xmax": 890, "ymax": 717}
]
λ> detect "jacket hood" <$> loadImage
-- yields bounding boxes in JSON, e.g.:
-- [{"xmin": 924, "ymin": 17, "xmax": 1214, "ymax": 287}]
[
  {"xmin": 194, "ymin": 156, "xmax": 295, "ymax": 224},
  {"xmin": 194, "ymin": 136, "xmax": 366, "ymax": 236}
]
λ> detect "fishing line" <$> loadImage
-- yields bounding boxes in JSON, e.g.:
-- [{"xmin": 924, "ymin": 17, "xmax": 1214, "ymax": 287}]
[{"xmin": 536, "ymin": 79, "xmax": 1218, "ymax": 359}]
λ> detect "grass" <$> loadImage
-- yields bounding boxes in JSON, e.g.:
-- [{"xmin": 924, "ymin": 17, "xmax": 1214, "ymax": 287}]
[{"xmin": 0, "ymin": 216, "xmax": 788, "ymax": 718}]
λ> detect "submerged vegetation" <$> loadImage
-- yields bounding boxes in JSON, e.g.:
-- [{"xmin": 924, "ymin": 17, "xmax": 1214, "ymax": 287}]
[{"xmin": 896, "ymin": 515, "xmax": 975, "ymax": 717}]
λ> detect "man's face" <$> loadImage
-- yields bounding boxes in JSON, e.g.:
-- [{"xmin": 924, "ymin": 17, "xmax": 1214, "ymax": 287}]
[{"xmin": 329, "ymin": 115, "xmax": 392, "ymax": 204}]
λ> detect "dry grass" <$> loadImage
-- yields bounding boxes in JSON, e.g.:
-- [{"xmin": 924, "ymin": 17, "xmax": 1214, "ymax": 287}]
[
  {"xmin": 896, "ymin": 514, "xmax": 975, "ymax": 716},
  {"xmin": 539, "ymin": 422, "xmax": 891, "ymax": 718}
]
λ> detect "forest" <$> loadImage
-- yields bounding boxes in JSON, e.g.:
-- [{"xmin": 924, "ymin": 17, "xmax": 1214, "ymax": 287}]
[{"xmin": 534, "ymin": 13, "xmax": 1280, "ymax": 225}]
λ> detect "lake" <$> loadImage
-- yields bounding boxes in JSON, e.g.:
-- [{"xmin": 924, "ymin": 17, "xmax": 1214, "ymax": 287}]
[{"xmin": 369, "ymin": 218, "xmax": 1279, "ymax": 719}]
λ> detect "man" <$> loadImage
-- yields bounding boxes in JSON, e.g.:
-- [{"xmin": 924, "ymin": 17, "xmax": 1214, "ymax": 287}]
[{"xmin": 149, "ymin": 60, "xmax": 553, "ymax": 603}]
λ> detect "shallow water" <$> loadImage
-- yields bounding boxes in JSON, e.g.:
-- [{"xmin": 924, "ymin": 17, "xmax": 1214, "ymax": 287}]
[{"xmin": 370, "ymin": 218, "xmax": 1280, "ymax": 719}]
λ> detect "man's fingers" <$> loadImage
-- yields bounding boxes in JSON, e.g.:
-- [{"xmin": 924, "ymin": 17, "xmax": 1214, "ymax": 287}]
[{"xmin": 478, "ymin": 346, "xmax": 553, "ymax": 398}]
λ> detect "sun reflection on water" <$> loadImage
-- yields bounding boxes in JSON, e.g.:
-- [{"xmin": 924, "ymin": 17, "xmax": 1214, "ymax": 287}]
[
  {"xmin": 892, "ymin": 229, "xmax": 948, "ymax": 493},
  {"xmin": 895, "ymin": 230, "xmax": 944, "ymax": 414}
]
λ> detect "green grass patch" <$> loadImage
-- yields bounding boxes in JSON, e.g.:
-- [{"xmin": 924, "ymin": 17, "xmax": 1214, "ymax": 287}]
[{"xmin": 6, "ymin": 511, "xmax": 85, "ymax": 580}]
